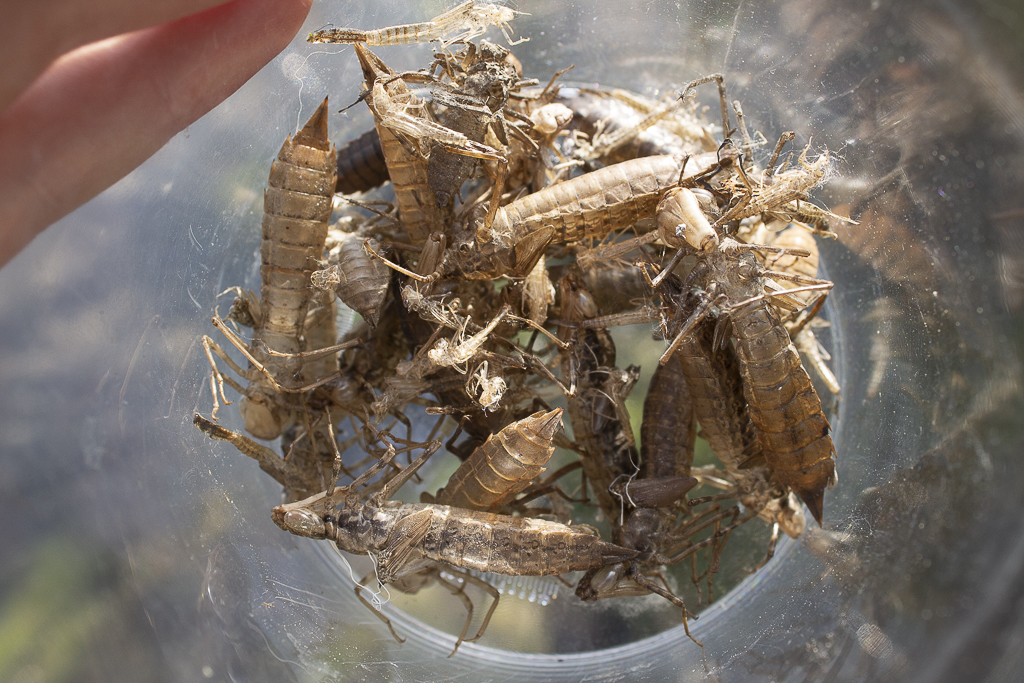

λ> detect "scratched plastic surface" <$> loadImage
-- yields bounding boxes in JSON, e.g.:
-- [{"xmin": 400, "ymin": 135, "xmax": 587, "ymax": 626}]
[{"xmin": 2, "ymin": 1, "xmax": 1024, "ymax": 681}]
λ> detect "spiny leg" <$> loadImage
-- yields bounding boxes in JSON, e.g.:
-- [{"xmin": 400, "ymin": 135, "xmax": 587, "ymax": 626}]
[
  {"xmin": 676, "ymin": 73, "xmax": 729, "ymax": 140},
  {"xmin": 437, "ymin": 568, "xmax": 501, "ymax": 657},
  {"xmin": 373, "ymin": 439, "xmax": 443, "ymax": 504}
]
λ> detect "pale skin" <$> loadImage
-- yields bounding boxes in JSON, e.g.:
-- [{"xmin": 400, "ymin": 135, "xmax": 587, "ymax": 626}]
[{"xmin": 0, "ymin": 0, "xmax": 314, "ymax": 268}]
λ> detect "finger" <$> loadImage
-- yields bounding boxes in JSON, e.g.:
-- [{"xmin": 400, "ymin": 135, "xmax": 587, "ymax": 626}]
[
  {"xmin": 1, "ymin": 0, "xmax": 231, "ymax": 112},
  {"xmin": 0, "ymin": 0, "xmax": 313, "ymax": 267}
]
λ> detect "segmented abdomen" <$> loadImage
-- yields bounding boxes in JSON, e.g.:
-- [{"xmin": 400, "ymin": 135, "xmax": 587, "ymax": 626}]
[
  {"xmin": 436, "ymin": 408, "xmax": 562, "ymax": 511},
  {"xmin": 640, "ymin": 356, "xmax": 696, "ymax": 479},
  {"xmin": 258, "ymin": 98, "xmax": 336, "ymax": 358},
  {"xmin": 730, "ymin": 299, "xmax": 836, "ymax": 525},
  {"xmin": 565, "ymin": 335, "xmax": 638, "ymax": 520},
  {"xmin": 492, "ymin": 153, "xmax": 715, "ymax": 244},
  {"xmin": 401, "ymin": 504, "xmax": 637, "ymax": 575},
  {"xmin": 335, "ymin": 128, "xmax": 389, "ymax": 194},
  {"xmin": 354, "ymin": 44, "xmax": 453, "ymax": 244},
  {"xmin": 675, "ymin": 319, "xmax": 762, "ymax": 473}
]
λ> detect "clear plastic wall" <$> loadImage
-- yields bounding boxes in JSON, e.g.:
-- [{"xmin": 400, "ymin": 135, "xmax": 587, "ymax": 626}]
[{"xmin": 3, "ymin": 1, "xmax": 1024, "ymax": 681}]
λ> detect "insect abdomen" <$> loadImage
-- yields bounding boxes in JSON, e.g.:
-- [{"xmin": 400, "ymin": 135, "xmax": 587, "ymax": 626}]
[
  {"xmin": 436, "ymin": 408, "xmax": 562, "ymax": 510},
  {"xmin": 412, "ymin": 506, "xmax": 635, "ymax": 575},
  {"xmin": 259, "ymin": 98, "xmax": 336, "ymax": 353},
  {"xmin": 731, "ymin": 300, "xmax": 836, "ymax": 525},
  {"xmin": 335, "ymin": 128, "xmax": 389, "ymax": 194}
]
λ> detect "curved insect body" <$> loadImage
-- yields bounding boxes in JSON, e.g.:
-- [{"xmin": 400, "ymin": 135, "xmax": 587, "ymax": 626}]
[
  {"xmin": 712, "ymin": 242, "xmax": 837, "ymax": 525},
  {"xmin": 309, "ymin": 1, "xmax": 527, "ymax": 48},
  {"xmin": 434, "ymin": 408, "xmax": 563, "ymax": 511},
  {"xmin": 311, "ymin": 229, "xmax": 391, "ymax": 327},
  {"xmin": 454, "ymin": 152, "xmax": 721, "ymax": 280},
  {"xmin": 334, "ymin": 128, "xmax": 389, "ymax": 195},
  {"xmin": 353, "ymin": 44, "xmax": 453, "ymax": 244},
  {"xmin": 201, "ymin": 100, "xmax": 344, "ymax": 440}
]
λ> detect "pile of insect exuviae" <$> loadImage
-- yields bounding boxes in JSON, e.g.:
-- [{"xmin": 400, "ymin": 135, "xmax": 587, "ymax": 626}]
[{"xmin": 195, "ymin": 0, "xmax": 849, "ymax": 656}]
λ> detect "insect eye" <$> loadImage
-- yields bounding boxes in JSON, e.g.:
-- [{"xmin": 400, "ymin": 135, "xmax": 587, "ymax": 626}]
[{"xmin": 284, "ymin": 510, "xmax": 327, "ymax": 538}]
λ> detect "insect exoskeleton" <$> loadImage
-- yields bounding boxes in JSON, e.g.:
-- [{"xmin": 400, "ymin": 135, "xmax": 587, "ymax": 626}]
[
  {"xmin": 242, "ymin": 97, "xmax": 338, "ymax": 439},
  {"xmin": 199, "ymin": 99, "xmax": 342, "ymax": 441},
  {"xmin": 312, "ymin": 229, "xmax": 391, "ymax": 327},
  {"xmin": 334, "ymin": 128, "xmax": 389, "ymax": 194},
  {"xmin": 529, "ymin": 103, "xmax": 573, "ymax": 136},
  {"xmin": 351, "ymin": 43, "xmax": 453, "ymax": 244},
  {"xmin": 273, "ymin": 498, "xmax": 638, "ymax": 581},
  {"xmin": 717, "ymin": 242, "xmax": 838, "ymax": 525},
  {"xmin": 640, "ymin": 352, "xmax": 697, "ymax": 480},
  {"xmin": 308, "ymin": 1, "xmax": 527, "ymax": 48},
  {"xmin": 433, "ymin": 408, "xmax": 563, "ymax": 511},
  {"xmin": 657, "ymin": 187, "xmax": 719, "ymax": 252}
]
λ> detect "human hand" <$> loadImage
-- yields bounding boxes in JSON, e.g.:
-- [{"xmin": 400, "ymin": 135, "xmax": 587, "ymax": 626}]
[{"xmin": 0, "ymin": 0, "xmax": 313, "ymax": 268}]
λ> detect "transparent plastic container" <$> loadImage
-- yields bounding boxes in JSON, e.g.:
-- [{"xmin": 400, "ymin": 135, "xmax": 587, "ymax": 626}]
[{"xmin": 3, "ymin": 1, "xmax": 1024, "ymax": 681}]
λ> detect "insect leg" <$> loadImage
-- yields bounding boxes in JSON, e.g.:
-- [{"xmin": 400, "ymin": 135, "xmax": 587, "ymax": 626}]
[
  {"xmin": 433, "ymin": 569, "xmax": 475, "ymax": 657},
  {"xmin": 766, "ymin": 131, "xmax": 796, "ymax": 179},
  {"xmin": 366, "ymin": 240, "xmax": 439, "ymax": 282},
  {"xmin": 193, "ymin": 414, "xmax": 314, "ymax": 494},
  {"xmin": 783, "ymin": 292, "xmax": 827, "ymax": 338},
  {"xmin": 746, "ymin": 521, "xmax": 780, "ymax": 574},
  {"xmin": 677, "ymin": 73, "xmax": 729, "ymax": 140},
  {"xmin": 794, "ymin": 329, "xmax": 842, "ymax": 396},
  {"xmin": 627, "ymin": 563, "xmax": 703, "ymax": 647},
  {"xmin": 456, "ymin": 571, "xmax": 500, "ymax": 645},
  {"xmin": 200, "ymin": 335, "xmax": 248, "ymax": 418},
  {"xmin": 658, "ymin": 294, "xmax": 722, "ymax": 365},
  {"xmin": 374, "ymin": 439, "xmax": 443, "ymax": 503},
  {"xmin": 643, "ymin": 247, "xmax": 687, "ymax": 289},
  {"xmin": 354, "ymin": 571, "xmax": 405, "ymax": 643},
  {"xmin": 210, "ymin": 316, "xmax": 346, "ymax": 393}
]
